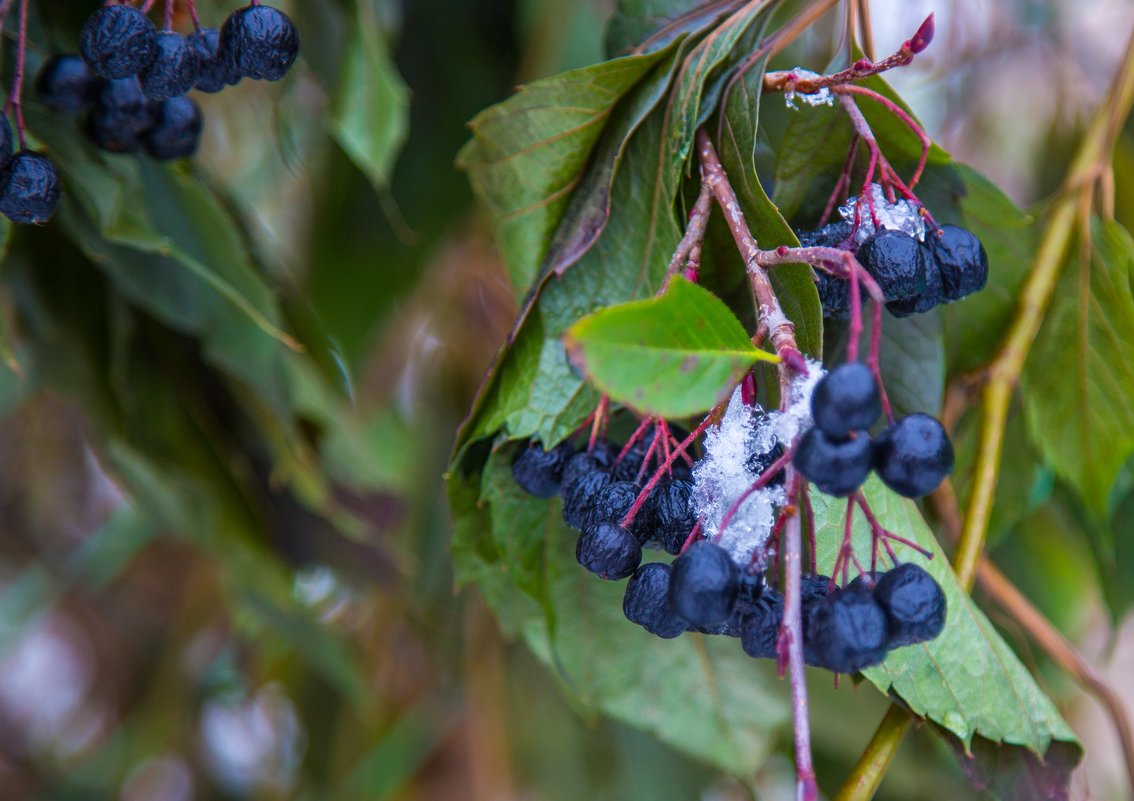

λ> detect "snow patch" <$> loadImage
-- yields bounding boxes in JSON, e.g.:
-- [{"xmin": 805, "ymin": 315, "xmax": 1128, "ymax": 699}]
[
  {"xmin": 784, "ymin": 68, "xmax": 834, "ymax": 110},
  {"xmin": 839, "ymin": 183, "xmax": 926, "ymax": 244}
]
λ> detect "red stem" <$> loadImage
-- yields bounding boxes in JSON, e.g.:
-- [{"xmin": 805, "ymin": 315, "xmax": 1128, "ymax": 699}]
[{"xmin": 619, "ymin": 416, "xmax": 715, "ymax": 529}]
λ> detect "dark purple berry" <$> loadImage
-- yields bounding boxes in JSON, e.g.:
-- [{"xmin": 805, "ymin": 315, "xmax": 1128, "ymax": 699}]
[
  {"xmin": 87, "ymin": 77, "xmax": 155, "ymax": 154},
  {"xmin": 188, "ymin": 28, "xmax": 239, "ymax": 92},
  {"xmin": 561, "ymin": 468, "xmax": 611, "ymax": 531},
  {"xmin": 815, "ymin": 271, "xmax": 853, "ymax": 320},
  {"xmin": 668, "ymin": 540, "xmax": 739, "ymax": 627},
  {"xmin": 857, "ymin": 230, "xmax": 929, "ymax": 302},
  {"xmin": 793, "ymin": 428, "xmax": 872, "ymax": 497},
  {"xmin": 886, "ymin": 257, "xmax": 942, "ymax": 317},
  {"xmin": 0, "ymin": 115, "xmax": 12, "ymax": 168},
  {"xmin": 652, "ymin": 478, "xmax": 695, "ymax": 554},
  {"xmin": 80, "ymin": 6, "xmax": 158, "ymax": 79},
  {"xmin": 930, "ymin": 224, "xmax": 988, "ymax": 302},
  {"xmin": 806, "ymin": 585, "xmax": 890, "ymax": 673},
  {"xmin": 811, "ymin": 363, "xmax": 881, "ymax": 439},
  {"xmin": 577, "ymin": 522, "xmax": 641, "ymax": 580},
  {"xmin": 139, "ymin": 32, "xmax": 201, "ymax": 100},
  {"xmin": 512, "ymin": 440, "xmax": 572, "ymax": 498},
  {"xmin": 144, "ymin": 97, "xmax": 203, "ymax": 161},
  {"xmin": 0, "ymin": 153, "xmax": 61, "ymax": 224},
  {"xmin": 586, "ymin": 480, "xmax": 640, "ymax": 531},
  {"xmin": 623, "ymin": 563, "xmax": 688, "ymax": 638},
  {"xmin": 740, "ymin": 587, "xmax": 783, "ymax": 658},
  {"xmin": 797, "ymin": 220, "xmax": 852, "ymax": 249},
  {"xmin": 801, "ymin": 573, "xmax": 833, "ymax": 603},
  {"xmin": 220, "ymin": 5, "xmax": 300, "ymax": 81},
  {"xmin": 36, "ymin": 54, "xmax": 100, "ymax": 113},
  {"xmin": 872, "ymin": 413, "xmax": 953, "ymax": 498},
  {"xmin": 873, "ymin": 562, "xmax": 947, "ymax": 647}
]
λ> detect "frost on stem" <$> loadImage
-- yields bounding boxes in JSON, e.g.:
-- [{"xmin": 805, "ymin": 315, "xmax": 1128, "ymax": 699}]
[
  {"xmin": 783, "ymin": 68, "xmax": 834, "ymax": 109},
  {"xmin": 692, "ymin": 361, "xmax": 825, "ymax": 566},
  {"xmin": 840, "ymin": 183, "xmax": 926, "ymax": 245}
]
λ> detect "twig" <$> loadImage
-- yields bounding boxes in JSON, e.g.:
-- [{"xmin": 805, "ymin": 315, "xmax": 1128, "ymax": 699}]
[{"xmin": 665, "ymin": 181, "xmax": 714, "ymax": 287}]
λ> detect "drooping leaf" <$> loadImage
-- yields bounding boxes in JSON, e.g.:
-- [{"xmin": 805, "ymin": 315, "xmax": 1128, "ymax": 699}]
[
  {"xmin": 564, "ymin": 276, "xmax": 773, "ymax": 417},
  {"xmin": 1022, "ymin": 219, "xmax": 1134, "ymax": 516},
  {"xmin": 810, "ymin": 477, "xmax": 1080, "ymax": 758},
  {"xmin": 330, "ymin": 0, "xmax": 409, "ymax": 192},
  {"xmin": 605, "ymin": 0, "xmax": 740, "ymax": 57},
  {"xmin": 449, "ymin": 446, "xmax": 791, "ymax": 777}
]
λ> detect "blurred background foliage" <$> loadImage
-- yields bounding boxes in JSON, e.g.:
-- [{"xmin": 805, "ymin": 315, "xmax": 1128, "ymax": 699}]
[{"xmin": 0, "ymin": 0, "xmax": 1131, "ymax": 800}]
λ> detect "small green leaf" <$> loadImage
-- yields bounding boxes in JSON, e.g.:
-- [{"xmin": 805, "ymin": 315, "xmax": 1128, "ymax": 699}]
[
  {"xmin": 564, "ymin": 277, "xmax": 773, "ymax": 417},
  {"xmin": 811, "ymin": 478, "xmax": 1079, "ymax": 757},
  {"xmin": 330, "ymin": 0, "xmax": 409, "ymax": 191},
  {"xmin": 1023, "ymin": 219, "xmax": 1134, "ymax": 516}
]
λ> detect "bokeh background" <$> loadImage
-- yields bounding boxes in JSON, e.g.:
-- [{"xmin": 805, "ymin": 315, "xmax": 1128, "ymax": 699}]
[{"xmin": 1, "ymin": 0, "xmax": 1132, "ymax": 799}]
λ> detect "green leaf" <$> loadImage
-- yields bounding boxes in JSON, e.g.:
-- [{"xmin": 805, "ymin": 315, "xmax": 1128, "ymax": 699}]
[
  {"xmin": 1022, "ymin": 219, "xmax": 1134, "ymax": 516},
  {"xmin": 449, "ymin": 447, "xmax": 791, "ymax": 776},
  {"xmin": 810, "ymin": 478, "xmax": 1079, "ymax": 756},
  {"xmin": 458, "ymin": 50, "xmax": 671, "ymax": 290},
  {"xmin": 564, "ymin": 277, "xmax": 773, "ymax": 417},
  {"xmin": 605, "ymin": 0, "xmax": 736, "ymax": 56},
  {"xmin": 330, "ymin": 0, "xmax": 409, "ymax": 192}
]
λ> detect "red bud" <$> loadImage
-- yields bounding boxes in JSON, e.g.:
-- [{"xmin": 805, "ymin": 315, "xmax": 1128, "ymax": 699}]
[{"xmin": 908, "ymin": 13, "xmax": 934, "ymax": 54}]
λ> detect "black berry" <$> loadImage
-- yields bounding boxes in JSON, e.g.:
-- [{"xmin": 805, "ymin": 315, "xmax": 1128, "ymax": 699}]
[
  {"xmin": 811, "ymin": 363, "xmax": 881, "ymax": 438},
  {"xmin": 857, "ymin": 231, "xmax": 929, "ymax": 302},
  {"xmin": 80, "ymin": 6, "xmax": 158, "ymax": 79},
  {"xmin": 87, "ymin": 77, "xmax": 155, "ymax": 154},
  {"xmin": 145, "ymin": 97, "xmax": 204, "ymax": 161},
  {"xmin": 815, "ymin": 271, "xmax": 853, "ymax": 320},
  {"xmin": 0, "ymin": 115, "xmax": 12, "ymax": 168},
  {"xmin": 740, "ymin": 587, "xmax": 783, "ymax": 659},
  {"xmin": 561, "ymin": 467, "xmax": 611, "ymax": 530},
  {"xmin": 873, "ymin": 563, "xmax": 946, "ymax": 647},
  {"xmin": 577, "ymin": 522, "xmax": 641, "ymax": 580},
  {"xmin": 0, "ymin": 153, "xmax": 62, "ymax": 224},
  {"xmin": 188, "ymin": 28, "xmax": 239, "ymax": 93},
  {"xmin": 801, "ymin": 573, "xmax": 833, "ymax": 603},
  {"xmin": 512, "ymin": 440, "xmax": 572, "ymax": 499},
  {"xmin": 872, "ymin": 413, "xmax": 953, "ymax": 498},
  {"xmin": 586, "ymin": 480, "xmax": 640, "ymax": 531},
  {"xmin": 139, "ymin": 32, "xmax": 201, "ymax": 100},
  {"xmin": 668, "ymin": 540, "xmax": 739, "ymax": 627},
  {"xmin": 886, "ymin": 257, "xmax": 942, "ymax": 318},
  {"xmin": 797, "ymin": 220, "xmax": 852, "ymax": 249},
  {"xmin": 221, "ymin": 5, "xmax": 300, "ymax": 82},
  {"xmin": 793, "ymin": 428, "xmax": 872, "ymax": 497},
  {"xmin": 930, "ymin": 224, "xmax": 988, "ymax": 302},
  {"xmin": 36, "ymin": 54, "xmax": 100, "ymax": 113},
  {"xmin": 806, "ymin": 585, "xmax": 890, "ymax": 673},
  {"xmin": 653, "ymin": 478, "xmax": 695, "ymax": 554},
  {"xmin": 623, "ymin": 563, "xmax": 688, "ymax": 638}
]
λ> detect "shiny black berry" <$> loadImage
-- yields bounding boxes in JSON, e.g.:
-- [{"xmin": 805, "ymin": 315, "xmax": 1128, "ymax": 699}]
[
  {"xmin": 811, "ymin": 363, "xmax": 881, "ymax": 439},
  {"xmin": 793, "ymin": 428, "xmax": 872, "ymax": 497},
  {"xmin": 873, "ymin": 563, "xmax": 946, "ymax": 647},
  {"xmin": 577, "ymin": 522, "xmax": 641, "ymax": 580},
  {"xmin": 872, "ymin": 413, "xmax": 953, "ymax": 498},
  {"xmin": 87, "ymin": 77, "xmax": 156, "ymax": 154},
  {"xmin": 188, "ymin": 28, "xmax": 239, "ymax": 92},
  {"xmin": 668, "ymin": 540, "xmax": 739, "ymax": 627},
  {"xmin": 653, "ymin": 478, "xmax": 695, "ymax": 554},
  {"xmin": 623, "ymin": 563, "xmax": 688, "ymax": 638},
  {"xmin": 145, "ymin": 97, "xmax": 203, "ymax": 161},
  {"xmin": 857, "ymin": 231, "xmax": 929, "ymax": 302},
  {"xmin": 0, "ymin": 153, "xmax": 61, "ymax": 224},
  {"xmin": 512, "ymin": 440, "xmax": 572, "ymax": 499},
  {"xmin": 80, "ymin": 6, "xmax": 158, "ymax": 79},
  {"xmin": 139, "ymin": 32, "xmax": 201, "ymax": 100},
  {"xmin": 220, "ymin": 5, "xmax": 300, "ymax": 81},
  {"xmin": 886, "ymin": 257, "xmax": 942, "ymax": 318},
  {"xmin": 806, "ymin": 585, "xmax": 890, "ymax": 673},
  {"xmin": 561, "ymin": 466, "xmax": 611, "ymax": 531},
  {"xmin": 930, "ymin": 224, "xmax": 988, "ymax": 302},
  {"xmin": 36, "ymin": 54, "xmax": 100, "ymax": 113}
]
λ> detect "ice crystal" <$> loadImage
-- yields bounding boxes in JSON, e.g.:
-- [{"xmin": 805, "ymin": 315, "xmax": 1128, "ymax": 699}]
[
  {"xmin": 839, "ymin": 183, "xmax": 926, "ymax": 244},
  {"xmin": 784, "ymin": 68, "xmax": 834, "ymax": 110}
]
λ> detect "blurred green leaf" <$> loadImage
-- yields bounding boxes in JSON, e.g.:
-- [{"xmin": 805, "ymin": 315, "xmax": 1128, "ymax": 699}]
[
  {"xmin": 564, "ymin": 276, "xmax": 773, "ymax": 417},
  {"xmin": 605, "ymin": 0, "xmax": 737, "ymax": 57}
]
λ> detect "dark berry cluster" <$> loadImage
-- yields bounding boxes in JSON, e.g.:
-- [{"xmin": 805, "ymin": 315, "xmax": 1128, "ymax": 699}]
[
  {"xmin": 800, "ymin": 222, "xmax": 988, "ymax": 319},
  {"xmin": 793, "ymin": 363, "xmax": 954, "ymax": 499},
  {"xmin": 0, "ymin": 116, "xmax": 61, "ymax": 224},
  {"xmin": 37, "ymin": 4, "xmax": 299, "ymax": 161}
]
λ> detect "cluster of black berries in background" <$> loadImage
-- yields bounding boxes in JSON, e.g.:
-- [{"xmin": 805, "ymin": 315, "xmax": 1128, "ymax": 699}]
[
  {"xmin": 793, "ymin": 362, "xmax": 954, "ymax": 499},
  {"xmin": 800, "ymin": 222, "xmax": 988, "ymax": 319},
  {"xmin": 510, "ymin": 419, "xmax": 947, "ymax": 675},
  {"xmin": 0, "ymin": 115, "xmax": 61, "ymax": 224},
  {"xmin": 36, "ymin": 3, "xmax": 299, "ymax": 161}
]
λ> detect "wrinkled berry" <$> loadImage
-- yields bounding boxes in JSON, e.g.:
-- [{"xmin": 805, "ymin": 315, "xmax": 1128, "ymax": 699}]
[
  {"xmin": 145, "ymin": 96, "xmax": 203, "ymax": 161},
  {"xmin": 857, "ymin": 231, "xmax": 929, "ymax": 302},
  {"xmin": 36, "ymin": 54, "xmax": 100, "ymax": 113},
  {"xmin": 0, "ymin": 115, "xmax": 12, "ymax": 168},
  {"xmin": 669, "ymin": 540, "xmax": 739, "ymax": 627},
  {"xmin": 811, "ymin": 363, "xmax": 881, "ymax": 439},
  {"xmin": 793, "ymin": 428, "xmax": 872, "ymax": 497},
  {"xmin": 512, "ymin": 439, "xmax": 572, "ymax": 498},
  {"xmin": 577, "ymin": 522, "xmax": 641, "ymax": 580},
  {"xmin": 561, "ymin": 467, "xmax": 611, "ymax": 530},
  {"xmin": 623, "ymin": 562, "xmax": 688, "ymax": 638},
  {"xmin": 188, "ymin": 28, "xmax": 240, "ymax": 92},
  {"xmin": 80, "ymin": 6, "xmax": 157, "ymax": 79},
  {"xmin": 586, "ymin": 480, "xmax": 640, "ymax": 530},
  {"xmin": 801, "ymin": 573, "xmax": 833, "ymax": 603},
  {"xmin": 139, "ymin": 32, "xmax": 201, "ymax": 100},
  {"xmin": 653, "ymin": 478, "xmax": 695, "ymax": 554},
  {"xmin": 0, "ymin": 153, "xmax": 62, "ymax": 224},
  {"xmin": 886, "ymin": 257, "xmax": 942, "ymax": 318},
  {"xmin": 806, "ymin": 585, "xmax": 890, "ymax": 673},
  {"xmin": 873, "ymin": 562, "xmax": 946, "ymax": 647},
  {"xmin": 872, "ymin": 413, "xmax": 953, "ymax": 498},
  {"xmin": 740, "ymin": 587, "xmax": 783, "ymax": 659},
  {"xmin": 87, "ymin": 77, "xmax": 154, "ymax": 153},
  {"xmin": 797, "ymin": 220, "xmax": 852, "ymax": 249},
  {"xmin": 930, "ymin": 224, "xmax": 988, "ymax": 302},
  {"xmin": 221, "ymin": 5, "xmax": 300, "ymax": 81},
  {"xmin": 815, "ymin": 271, "xmax": 853, "ymax": 320}
]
